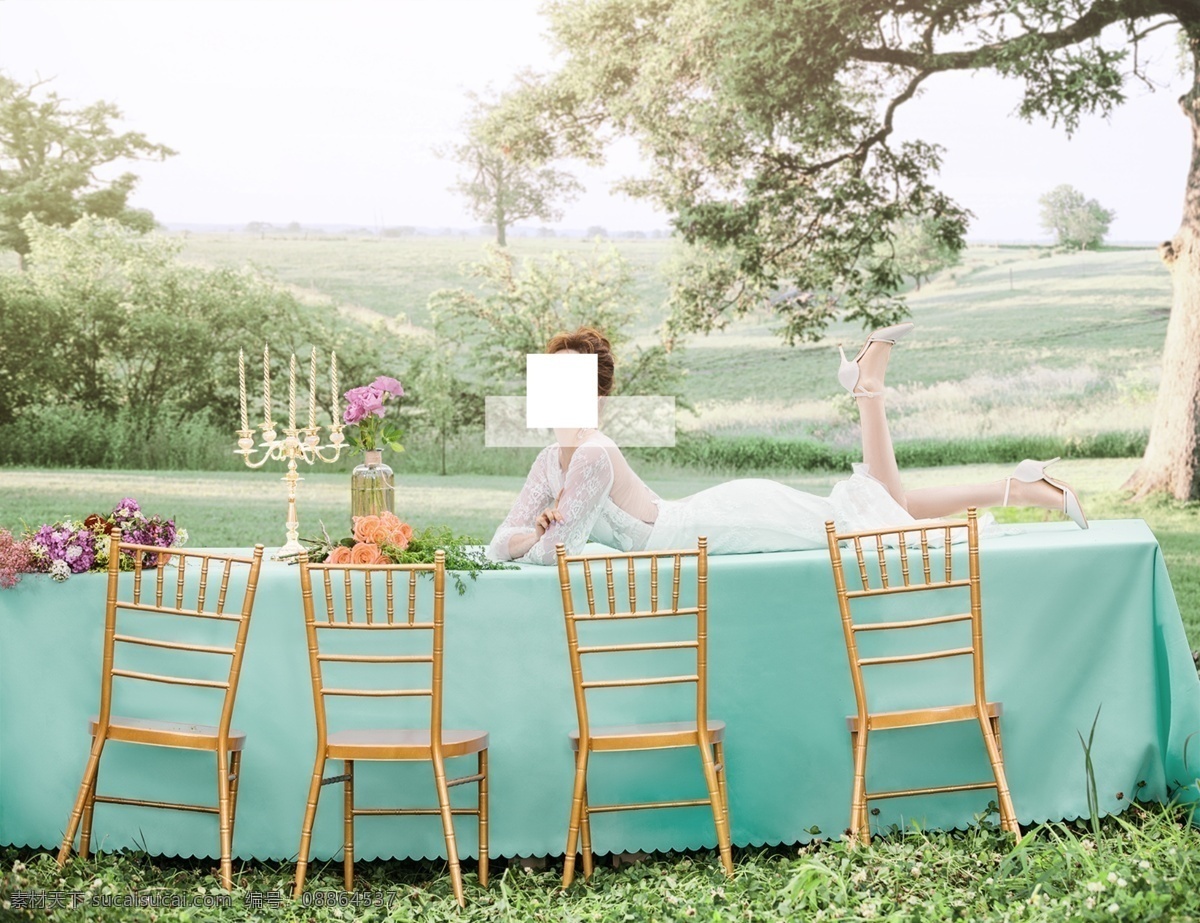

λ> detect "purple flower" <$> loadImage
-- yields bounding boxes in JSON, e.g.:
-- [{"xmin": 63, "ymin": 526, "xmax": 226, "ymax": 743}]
[
  {"xmin": 372, "ymin": 376, "xmax": 404, "ymax": 397},
  {"xmin": 114, "ymin": 498, "xmax": 141, "ymax": 516},
  {"xmin": 344, "ymin": 385, "xmax": 377, "ymax": 405},
  {"xmin": 359, "ymin": 390, "xmax": 386, "ymax": 418},
  {"xmin": 31, "ymin": 522, "xmax": 97, "ymax": 574}
]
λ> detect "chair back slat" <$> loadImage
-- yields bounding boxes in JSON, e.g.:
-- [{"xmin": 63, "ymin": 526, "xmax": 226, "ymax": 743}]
[
  {"xmin": 297, "ymin": 553, "xmax": 446, "ymax": 749},
  {"xmin": 582, "ymin": 559, "xmax": 596, "ymax": 615},
  {"xmin": 215, "ymin": 559, "xmax": 233, "ymax": 614},
  {"xmin": 556, "ymin": 539, "xmax": 710, "ymax": 744},
  {"xmin": 852, "ymin": 536, "xmax": 870, "ymax": 591},
  {"xmin": 825, "ymin": 511, "xmax": 984, "ymax": 718},
  {"xmin": 174, "ymin": 555, "xmax": 187, "ymax": 610},
  {"xmin": 195, "ymin": 558, "xmax": 210, "ymax": 613},
  {"xmin": 874, "ymin": 537, "xmax": 889, "ymax": 589},
  {"xmin": 97, "ymin": 533, "xmax": 264, "ymax": 739}
]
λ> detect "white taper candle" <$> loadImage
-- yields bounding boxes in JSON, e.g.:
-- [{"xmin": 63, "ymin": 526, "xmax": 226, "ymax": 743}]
[
  {"xmin": 288, "ymin": 353, "xmax": 297, "ymax": 430},
  {"xmin": 263, "ymin": 344, "xmax": 271, "ymax": 427},
  {"xmin": 308, "ymin": 347, "xmax": 317, "ymax": 429},
  {"xmin": 238, "ymin": 348, "xmax": 249, "ymax": 431}
]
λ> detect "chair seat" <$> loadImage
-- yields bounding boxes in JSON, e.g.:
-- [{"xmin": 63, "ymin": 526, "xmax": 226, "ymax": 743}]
[
  {"xmin": 570, "ymin": 719, "xmax": 726, "ymax": 752},
  {"xmin": 326, "ymin": 728, "xmax": 489, "ymax": 760},
  {"xmin": 89, "ymin": 715, "xmax": 246, "ymax": 751},
  {"xmin": 848, "ymin": 701, "xmax": 1003, "ymax": 733}
]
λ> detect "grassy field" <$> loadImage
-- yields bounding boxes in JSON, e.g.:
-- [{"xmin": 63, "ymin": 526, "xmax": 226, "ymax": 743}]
[
  {"xmin": 174, "ymin": 232, "xmax": 675, "ymax": 334},
  {"xmin": 166, "ymin": 234, "xmax": 1170, "ymax": 453},
  {"xmin": 6, "ymin": 804, "xmax": 1200, "ymax": 922}
]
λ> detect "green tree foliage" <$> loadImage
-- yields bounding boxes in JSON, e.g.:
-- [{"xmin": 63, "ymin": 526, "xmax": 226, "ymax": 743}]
[
  {"xmin": 0, "ymin": 217, "xmax": 388, "ymax": 431},
  {"xmin": 445, "ymin": 91, "xmax": 582, "ymax": 247},
  {"xmin": 1039, "ymin": 184, "xmax": 1116, "ymax": 250},
  {"xmin": 428, "ymin": 245, "xmax": 685, "ymax": 402},
  {"xmin": 492, "ymin": 0, "xmax": 1200, "ymax": 499},
  {"xmin": 882, "ymin": 216, "xmax": 963, "ymax": 291},
  {"xmin": 402, "ymin": 334, "xmax": 482, "ymax": 476},
  {"xmin": 0, "ymin": 76, "xmax": 175, "ymax": 262}
]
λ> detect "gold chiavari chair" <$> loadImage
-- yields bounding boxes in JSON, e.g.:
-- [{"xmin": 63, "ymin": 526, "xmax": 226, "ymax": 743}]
[
  {"xmin": 555, "ymin": 539, "xmax": 733, "ymax": 888},
  {"xmin": 293, "ymin": 551, "xmax": 488, "ymax": 908},
  {"xmin": 57, "ymin": 534, "xmax": 265, "ymax": 890},
  {"xmin": 824, "ymin": 509, "xmax": 1019, "ymax": 844}
]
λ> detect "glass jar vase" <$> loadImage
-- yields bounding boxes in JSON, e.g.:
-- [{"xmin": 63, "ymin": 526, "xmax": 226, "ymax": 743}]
[{"xmin": 350, "ymin": 449, "xmax": 395, "ymax": 521}]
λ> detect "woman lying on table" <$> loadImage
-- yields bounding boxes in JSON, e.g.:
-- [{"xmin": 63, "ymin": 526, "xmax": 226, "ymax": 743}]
[{"xmin": 487, "ymin": 325, "xmax": 1086, "ymax": 565}]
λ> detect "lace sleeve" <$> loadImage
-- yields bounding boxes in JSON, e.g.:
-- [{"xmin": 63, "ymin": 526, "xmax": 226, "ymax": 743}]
[
  {"xmin": 520, "ymin": 443, "xmax": 616, "ymax": 565},
  {"xmin": 487, "ymin": 448, "xmax": 555, "ymax": 562}
]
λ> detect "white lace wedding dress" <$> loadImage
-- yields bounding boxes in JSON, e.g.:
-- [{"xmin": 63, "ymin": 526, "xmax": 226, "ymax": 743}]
[{"xmin": 488, "ymin": 432, "xmax": 915, "ymax": 565}]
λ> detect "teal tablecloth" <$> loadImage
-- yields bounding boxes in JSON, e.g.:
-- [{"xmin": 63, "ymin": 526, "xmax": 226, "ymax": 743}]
[{"xmin": 1, "ymin": 520, "xmax": 1198, "ymax": 861}]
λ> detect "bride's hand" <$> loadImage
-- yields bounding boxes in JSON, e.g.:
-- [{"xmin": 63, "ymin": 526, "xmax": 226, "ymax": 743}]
[{"xmin": 535, "ymin": 506, "xmax": 563, "ymax": 536}]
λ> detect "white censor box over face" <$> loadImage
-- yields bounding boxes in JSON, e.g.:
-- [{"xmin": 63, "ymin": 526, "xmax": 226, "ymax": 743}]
[
  {"xmin": 484, "ymin": 353, "xmax": 676, "ymax": 448},
  {"xmin": 524, "ymin": 353, "xmax": 598, "ymax": 429}
]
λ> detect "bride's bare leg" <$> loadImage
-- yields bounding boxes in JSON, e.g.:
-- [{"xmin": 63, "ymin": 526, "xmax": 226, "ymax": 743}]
[
  {"xmin": 853, "ymin": 338, "xmax": 1074, "ymax": 518},
  {"xmin": 906, "ymin": 475, "xmax": 1072, "ymax": 520},
  {"xmin": 853, "ymin": 342, "xmax": 907, "ymax": 508}
]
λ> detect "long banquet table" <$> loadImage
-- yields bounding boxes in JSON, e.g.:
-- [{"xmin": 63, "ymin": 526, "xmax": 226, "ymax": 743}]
[{"xmin": 2, "ymin": 519, "xmax": 1198, "ymax": 861}]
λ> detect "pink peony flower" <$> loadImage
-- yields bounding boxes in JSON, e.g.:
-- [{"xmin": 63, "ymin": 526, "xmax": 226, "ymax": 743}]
[{"xmin": 372, "ymin": 376, "xmax": 404, "ymax": 397}]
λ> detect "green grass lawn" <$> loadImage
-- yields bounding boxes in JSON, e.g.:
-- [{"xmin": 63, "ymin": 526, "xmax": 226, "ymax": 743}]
[{"xmin": 4, "ymin": 805, "xmax": 1199, "ymax": 921}]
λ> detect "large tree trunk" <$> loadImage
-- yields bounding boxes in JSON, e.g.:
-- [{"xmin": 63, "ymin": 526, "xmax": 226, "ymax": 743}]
[{"xmin": 1126, "ymin": 33, "xmax": 1200, "ymax": 501}]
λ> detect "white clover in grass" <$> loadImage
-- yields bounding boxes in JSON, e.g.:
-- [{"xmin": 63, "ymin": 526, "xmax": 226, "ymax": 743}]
[
  {"xmin": 1107, "ymin": 872, "xmax": 1119, "ymax": 883},
  {"xmin": 1139, "ymin": 860, "xmax": 1152, "ymax": 870},
  {"xmin": 1108, "ymin": 903, "xmax": 1120, "ymax": 914},
  {"xmin": 1087, "ymin": 881, "xmax": 1106, "ymax": 893}
]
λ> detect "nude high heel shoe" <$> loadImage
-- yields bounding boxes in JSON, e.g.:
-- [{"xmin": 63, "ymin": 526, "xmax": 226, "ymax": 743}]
[
  {"xmin": 837, "ymin": 322, "xmax": 916, "ymax": 397},
  {"xmin": 1002, "ymin": 457, "xmax": 1089, "ymax": 530}
]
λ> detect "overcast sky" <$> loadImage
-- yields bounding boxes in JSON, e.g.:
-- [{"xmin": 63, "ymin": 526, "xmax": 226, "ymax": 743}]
[{"xmin": 0, "ymin": 0, "xmax": 1190, "ymax": 242}]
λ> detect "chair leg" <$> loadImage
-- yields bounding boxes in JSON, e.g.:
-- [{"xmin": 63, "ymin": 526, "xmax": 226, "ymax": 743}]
[
  {"xmin": 980, "ymin": 715, "xmax": 1020, "ymax": 836},
  {"xmin": 227, "ymin": 751, "xmax": 242, "ymax": 851},
  {"xmin": 343, "ymin": 760, "xmax": 355, "ymax": 892},
  {"xmin": 432, "ymin": 754, "xmax": 465, "ymax": 908},
  {"xmin": 216, "ymin": 745, "xmax": 235, "ymax": 891},
  {"xmin": 477, "ymin": 749, "xmax": 489, "ymax": 888},
  {"xmin": 579, "ymin": 781, "xmax": 593, "ymax": 881},
  {"xmin": 561, "ymin": 749, "xmax": 589, "ymax": 888},
  {"xmin": 58, "ymin": 734, "xmax": 107, "ymax": 867},
  {"xmin": 849, "ymin": 728, "xmax": 870, "ymax": 846},
  {"xmin": 80, "ymin": 762, "xmax": 99, "ymax": 860},
  {"xmin": 713, "ymin": 740, "xmax": 732, "ymax": 856},
  {"xmin": 697, "ymin": 740, "xmax": 733, "ymax": 877},
  {"xmin": 293, "ymin": 753, "xmax": 327, "ymax": 900}
]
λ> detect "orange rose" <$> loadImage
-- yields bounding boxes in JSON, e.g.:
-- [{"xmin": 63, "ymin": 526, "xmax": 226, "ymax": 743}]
[
  {"xmin": 326, "ymin": 545, "xmax": 353, "ymax": 564},
  {"xmin": 352, "ymin": 515, "xmax": 382, "ymax": 544},
  {"xmin": 350, "ymin": 542, "xmax": 386, "ymax": 565},
  {"xmin": 387, "ymin": 522, "xmax": 414, "ymax": 551}
]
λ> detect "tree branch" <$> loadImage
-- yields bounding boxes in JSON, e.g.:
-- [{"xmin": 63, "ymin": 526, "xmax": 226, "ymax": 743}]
[{"xmin": 850, "ymin": 0, "xmax": 1174, "ymax": 71}]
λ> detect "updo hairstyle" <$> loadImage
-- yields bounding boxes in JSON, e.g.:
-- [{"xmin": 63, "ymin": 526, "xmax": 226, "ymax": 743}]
[{"xmin": 545, "ymin": 326, "xmax": 615, "ymax": 398}]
